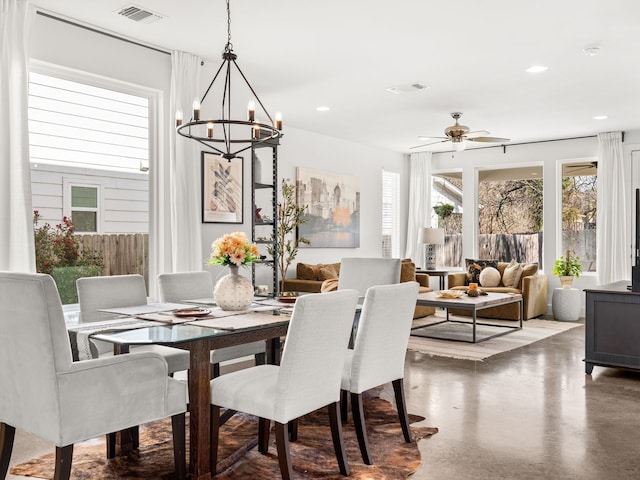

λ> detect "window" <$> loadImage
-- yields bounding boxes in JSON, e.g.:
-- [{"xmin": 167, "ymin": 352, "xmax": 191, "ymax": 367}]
[
  {"xmin": 70, "ymin": 185, "xmax": 99, "ymax": 232},
  {"xmin": 432, "ymin": 172, "xmax": 463, "ymax": 268},
  {"xmin": 382, "ymin": 170, "xmax": 400, "ymax": 258},
  {"xmin": 28, "ymin": 72, "xmax": 149, "ymax": 173},
  {"xmin": 561, "ymin": 162, "xmax": 597, "ymax": 272},
  {"xmin": 477, "ymin": 167, "xmax": 543, "ymax": 266}
]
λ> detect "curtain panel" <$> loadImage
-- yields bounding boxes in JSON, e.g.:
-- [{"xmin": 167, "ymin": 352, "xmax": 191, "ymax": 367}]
[
  {"xmin": 596, "ymin": 131, "xmax": 627, "ymax": 284},
  {"xmin": 0, "ymin": 0, "xmax": 35, "ymax": 272},
  {"xmin": 405, "ymin": 151, "xmax": 431, "ymax": 268}
]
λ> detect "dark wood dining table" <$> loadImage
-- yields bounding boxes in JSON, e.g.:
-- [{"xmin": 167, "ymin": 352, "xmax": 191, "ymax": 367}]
[{"xmin": 91, "ymin": 309, "xmax": 290, "ymax": 480}]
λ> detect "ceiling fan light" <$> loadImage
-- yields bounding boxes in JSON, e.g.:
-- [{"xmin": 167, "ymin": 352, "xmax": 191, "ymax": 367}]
[{"xmin": 453, "ymin": 140, "xmax": 466, "ymax": 152}]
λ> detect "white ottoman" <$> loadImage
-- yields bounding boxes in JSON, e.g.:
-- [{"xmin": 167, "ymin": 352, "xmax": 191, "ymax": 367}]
[{"xmin": 552, "ymin": 287, "xmax": 581, "ymax": 321}]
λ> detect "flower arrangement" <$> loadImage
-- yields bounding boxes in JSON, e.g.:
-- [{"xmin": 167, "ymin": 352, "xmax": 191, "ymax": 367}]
[{"xmin": 209, "ymin": 231, "xmax": 259, "ymax": 267}]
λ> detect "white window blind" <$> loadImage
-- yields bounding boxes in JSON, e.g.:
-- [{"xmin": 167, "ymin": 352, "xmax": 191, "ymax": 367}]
[
  {"xmin": 28, "ymin": 72, "xmax": 149, "ymax": 173},
  {"xmin": 382, "ymin": 170, "xmax": 401, "ymax": 258}
]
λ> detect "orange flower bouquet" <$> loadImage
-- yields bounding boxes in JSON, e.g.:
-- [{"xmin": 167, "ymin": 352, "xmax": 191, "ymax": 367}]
[{"xmin": 209, "ymin": 232, "xmax": 259, "ymax": 267}]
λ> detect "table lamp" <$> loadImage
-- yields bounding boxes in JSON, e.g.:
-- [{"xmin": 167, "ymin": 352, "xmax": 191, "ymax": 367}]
[{"xmin": 418, "ymin": 227, "xmax": 445, "ymax": 270}]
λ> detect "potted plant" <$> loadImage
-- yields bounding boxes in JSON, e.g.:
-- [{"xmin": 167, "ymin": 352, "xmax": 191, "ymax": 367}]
[
  {"xmin": 553, "ymin": 249, "xmax": 582, "ymax": 288},
  {"xmin": 266, "ymin": 179, "xmax": 310, "ymax": 295},
  {"xmin": 33, "ymin": 211, "xmax": 104, "ymax": 304}
]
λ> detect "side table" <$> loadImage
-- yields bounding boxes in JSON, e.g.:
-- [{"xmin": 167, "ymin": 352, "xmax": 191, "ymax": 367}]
[
  {"xmin": 415, "ymin": 269, "xmax": 448, "ymax": 291},
  {"xmin": 552, "ymin": 287, "xmax": 581, "ymax": 321}
]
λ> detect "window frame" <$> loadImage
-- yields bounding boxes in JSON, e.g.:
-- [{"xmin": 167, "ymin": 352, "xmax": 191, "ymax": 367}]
[{"xmin": 382, "ymin": 169, "xmax": 401, "ymax": 258}]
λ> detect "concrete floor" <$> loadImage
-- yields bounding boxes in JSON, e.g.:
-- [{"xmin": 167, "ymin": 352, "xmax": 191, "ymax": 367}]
[{"xmin": 5, "ymin": 324, "xmax": 640, "ymax": 479}]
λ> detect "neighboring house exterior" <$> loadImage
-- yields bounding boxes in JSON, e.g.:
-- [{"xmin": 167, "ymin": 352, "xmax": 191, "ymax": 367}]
[{"xmin": 31, "ymin": 163, "xmax": 149, "ymax": 234}]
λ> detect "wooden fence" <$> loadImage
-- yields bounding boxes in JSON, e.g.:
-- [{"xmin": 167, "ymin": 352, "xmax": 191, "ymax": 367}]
[
  {"xmin": 439, "ymin": 233, "xmax": 543, "ymax": 268},
  {"xmin": 78, "ymin": 233, "xmax": 149, "ymax": 286}
]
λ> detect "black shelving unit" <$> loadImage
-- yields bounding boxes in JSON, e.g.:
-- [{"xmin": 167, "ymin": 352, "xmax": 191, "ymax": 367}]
[{"xmin": 251, "ymin": 137, "xmax": 279, "ymax": 297}]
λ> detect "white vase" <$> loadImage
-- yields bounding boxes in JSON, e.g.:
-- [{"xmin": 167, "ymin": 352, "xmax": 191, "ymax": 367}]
[
  {"xmin": 214, "ymin": 265, "xmax": 254, "ymax": 311},
  {"xmin": 252, "ymin": 151, "xmax": 262, "ymax": 184}
]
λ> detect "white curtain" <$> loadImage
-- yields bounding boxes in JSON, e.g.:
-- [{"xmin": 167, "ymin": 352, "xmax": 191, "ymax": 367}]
[
  {"xmin": 405, "ymin": 151, "xmax": 431, "ymax": 267},
  {"xmin": 596, "ymin": 131, "xmax": 627, "ymax": 284},
  {"xmin": 0, "ymin": 0, "xmax": 35, "ymax": 272},
  {"xmin": 149, "ymin": 51, "xmax": 202, "ymax": 298}
]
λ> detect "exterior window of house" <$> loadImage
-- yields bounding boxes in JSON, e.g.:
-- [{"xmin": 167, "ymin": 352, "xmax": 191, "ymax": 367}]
[
  {"xmin": 382, "ymin": 170, "xmax": 401, "ymax": 258},
  {"xmin": 70, "ymin": 185, "xmax": 99, "ymax": 233},
  {"xmin": 561, "ymin": 162, "xmax": 597, "ymax": 272},
  {"xmin": 432, "ymin": 172, "xmax": 463, "ymax": 268},
  {"xmin": 477, "ymin": 166, "xmax": 543, "ymax": 267}
]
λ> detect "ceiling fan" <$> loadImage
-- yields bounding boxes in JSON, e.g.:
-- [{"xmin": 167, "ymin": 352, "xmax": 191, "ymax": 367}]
[{"xmin": 411, "ymin": 112, "xmax": 510, "ymax": 152}]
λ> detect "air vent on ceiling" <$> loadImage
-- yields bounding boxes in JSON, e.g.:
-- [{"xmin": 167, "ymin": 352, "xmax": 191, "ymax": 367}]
[
  {"xmin": 117, "ymin": 5, "xmax": 165, "ymax": 24},
  {"xmin": 385, "ymin": 82, "xmax": 431, "ymax": 95}
]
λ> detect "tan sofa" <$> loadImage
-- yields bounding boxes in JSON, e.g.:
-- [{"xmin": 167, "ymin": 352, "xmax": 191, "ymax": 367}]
[
  {"xmin": 283, "ymin": 260, "xmax": 436, "ymax": 319},
  {"xmin": 448, "ymin": 262, "xmax": 548, "ymax": 320}
]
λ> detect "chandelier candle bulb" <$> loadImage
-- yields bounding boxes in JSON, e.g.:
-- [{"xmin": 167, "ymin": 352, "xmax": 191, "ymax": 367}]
[
  {"xmin": 193, "ymin": 99, "xmax": 201, "ymax": 121},
  {"xmin": 175, "ymin": 109, "xmax": 183, "ymax": 127},
  {"xmin": 253, "ymin": 122, "xmax": 260, "ymax": 139},
  {"xmin": 207, "ymin": 122, "xmax": 214, "ymax": 138},
  {"xmin": 275, "ymin": 112, "xmax": 282, "ymax": 130},
  {"xmin": 248, "ymin": 101, "xmax": 255, "ymax": 122}
]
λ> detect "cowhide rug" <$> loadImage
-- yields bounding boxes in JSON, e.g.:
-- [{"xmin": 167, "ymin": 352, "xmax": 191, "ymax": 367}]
[{"xmin": 11, "ymin": 390, "xmax": 437, "ymax": 479}]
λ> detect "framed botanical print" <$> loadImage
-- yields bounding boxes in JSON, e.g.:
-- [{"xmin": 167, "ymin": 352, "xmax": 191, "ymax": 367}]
[{"xmin": 201, "ymin": 151, "xmax": 243, "ymax": 223}]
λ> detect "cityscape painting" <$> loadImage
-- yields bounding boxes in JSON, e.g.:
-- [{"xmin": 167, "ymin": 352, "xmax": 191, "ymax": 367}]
[{"xmin": 296, "ymin": 167, "xmax": 360, "ymax": 248}]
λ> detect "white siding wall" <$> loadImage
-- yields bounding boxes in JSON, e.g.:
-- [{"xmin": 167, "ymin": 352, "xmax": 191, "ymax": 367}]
[{"xmin": 31, "ymin": 163, "xmax": 148, "ymax": 233}]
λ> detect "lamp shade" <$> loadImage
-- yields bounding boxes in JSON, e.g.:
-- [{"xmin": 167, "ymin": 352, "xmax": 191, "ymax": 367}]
[{"xmin": 418, "ymin": 227, "xmax": 445, "ymax": 245}]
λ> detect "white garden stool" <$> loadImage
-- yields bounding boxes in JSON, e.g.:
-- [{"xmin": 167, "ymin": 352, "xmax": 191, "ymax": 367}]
[{"xmin": 552, "ymin": 287, "xmax": 581, "ymax": 321}]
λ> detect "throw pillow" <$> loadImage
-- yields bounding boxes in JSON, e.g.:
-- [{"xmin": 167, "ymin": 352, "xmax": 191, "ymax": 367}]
[
  {"xmin": 479, "ymin": 267, "xmax": 501, "ymax": 287},
  {"xmin": 518, "ymin": 263, "xmax": 538, "ymax": 289},
  {"xmin": 400, "ymin": 259, "xmax": 417, "ymax": 283},
  {"xmin": 318, "ymin": 265, "xmax": 339, "ymax": 281},
  {"xmin": 465, "ymin": 258, "xmax": 498, "ymax": 285},
  {"xmin": 511, "ymin": 264, "xmax": 524, "ymax": 289},
  {"xmin": 297, "ymin": 263, "xmax": 318, "ymax": 281},
  {"xmin": 501, "ymin": 260, "xmax": 520, "ymax": 287}
]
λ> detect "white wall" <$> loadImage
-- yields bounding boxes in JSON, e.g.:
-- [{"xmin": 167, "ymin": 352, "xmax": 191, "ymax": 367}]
[{"xmin": 431, "ymin": 132, "xmax": 640, "ymax": 314}]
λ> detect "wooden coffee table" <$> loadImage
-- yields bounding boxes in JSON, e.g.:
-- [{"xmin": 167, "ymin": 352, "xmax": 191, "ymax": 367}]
[{"xmin": 413, "ymin": 291, "xmax": 523, "ymax": 343}]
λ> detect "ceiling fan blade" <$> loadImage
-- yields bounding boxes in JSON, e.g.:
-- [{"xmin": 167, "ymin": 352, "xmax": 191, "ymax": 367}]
[
  {"xmin": 468, "ymin": 136, "xmax": 510, "ymax": 143},
  {"xmin": 417, "ymin": 135, "xmax": 448, "ymax": 141},
  {"xmin": 465, "ymin": 130, "xmax": 490, "ymax": 138},
  {"xmin": 410, "ymin": 139, "xmax": 450, "ymax": 149}
]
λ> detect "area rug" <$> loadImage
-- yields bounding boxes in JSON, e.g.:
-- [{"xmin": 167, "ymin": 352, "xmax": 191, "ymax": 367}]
[
  {"xmin": 408, "ymin": 314, "xmax": 582, "ymax": 361},
  {"xmin": 11, "ymin": 390, "xmax": 437, "ymax": 480}
]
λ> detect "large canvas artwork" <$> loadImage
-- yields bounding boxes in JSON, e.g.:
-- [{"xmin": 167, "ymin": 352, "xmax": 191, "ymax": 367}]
[
  {"xmin": 296, "ymin": 167, "xmax": 360, "ymax": 248},
  {"xmin": 201, "ymin": 152, "xmax": 243, "ymax": 223}
]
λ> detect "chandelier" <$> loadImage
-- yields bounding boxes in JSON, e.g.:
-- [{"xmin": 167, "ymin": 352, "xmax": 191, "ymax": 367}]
[{"xmin": 176, "ymin": 0, "xmax": 282, "ymax": 160}]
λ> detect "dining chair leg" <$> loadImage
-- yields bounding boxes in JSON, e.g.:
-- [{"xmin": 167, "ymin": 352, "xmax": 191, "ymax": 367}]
[
  {"xmin": 328, "ymin": 401, "xmax": 350, "ymax": 476},
  {"xmin": 106, "ymin": 433, "xmax": 116, "ymax": 459},
  {"xmin": 340, "ymin": 389, "xmax": 349, "ymax": 422},
  {"xmin": 392, "ymin": 378, "xmax": 412, "ymax": 443},
  {"xmin": 275, "ymin": 422, "xmax": 294, "ymax": 480},
  {"xmin": 0, "ymin": 423, "xmax": 16, "ymax": 480},
  {"xmin": 211, "ymin": 406, "xmax": 221, "ymax": 473},
  {"xmin": 212, "ymin": 363, "xmax": 221, "ymax": 378},
  {"xmin": 255, "ymin": 352, "xmax": 266, "ymax": 366},
  {"xmin": 171, "ymin": 413, "xmax": 186, "ymax": 480},
  {"xmin": 258, "ymin": 417, "xmax": 270, "ymax": 454},
  {"xmin": 52, "ymin": 445, "xmax": 73, "ymax": 480},
  {"xmin": 351, "ymin": 392, "xmax": 372, "ymax": 465},
  {"xmin": 287, "ymin": 419, "xmax": 298, "ymax": 442}
]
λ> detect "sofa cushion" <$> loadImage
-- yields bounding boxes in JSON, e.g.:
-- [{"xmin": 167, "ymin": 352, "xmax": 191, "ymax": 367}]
[
  {"xmin": 318, "ymin": 264, "xmax": 339, "ymax": 280},
  {"xmin": 297, "ymin": 263, "xmax": 319, "ymax": 281},
  {"xmin": 479, "ymin": 267, "xmax": 501, "ymax": 287},
  {"xmin": 465, "ymin": 259, "xmax": 498, "ymax": 285},
  {"xmin": 519, "ymin": 263, "xmax": 538, "ymax": 289}
]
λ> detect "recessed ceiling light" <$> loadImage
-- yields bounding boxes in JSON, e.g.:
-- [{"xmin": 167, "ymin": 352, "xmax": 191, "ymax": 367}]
[
  {"xmin": 316, "ymin": 106, "xmax": 330, "ymax": 112},
  {"xmin": 583, "ymin": 46, "xmax": 600, "ymax": 57},
  {"xmin": 526, "ymin": 65, "xmax": 548, "ymax": 73},
  {"xmin": 593, "ymin": 115, "xmax": 608, "ymax": 120}
]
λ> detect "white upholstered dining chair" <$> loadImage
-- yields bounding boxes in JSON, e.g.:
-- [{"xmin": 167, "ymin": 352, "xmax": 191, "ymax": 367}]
[
  {"xmin": 337, "ymin": 257, "xmax": 402, "ymax": 297},
  {"xmin": 209, "ymin": 289, "xmax": 359, "ymax": 480},
  {"xmin": 157, "ymin": 271, "xmax": 265, "ymax": 377},
  {"xmin": 76, "ymin": 274, "xmax": 190, "ymax": 374},
  {"xmin": 0, "ymin": 272, "xmax": 187, "ymax": 480},
  {"xmin": 340, "ymin": 281, "xmax": 419, "ymax": 465}
]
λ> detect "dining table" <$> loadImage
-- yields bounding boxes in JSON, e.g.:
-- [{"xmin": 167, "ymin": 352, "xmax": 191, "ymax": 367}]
[{"xmin": 82, "ymin": 301, "xmax": 292, "ymax": 480}]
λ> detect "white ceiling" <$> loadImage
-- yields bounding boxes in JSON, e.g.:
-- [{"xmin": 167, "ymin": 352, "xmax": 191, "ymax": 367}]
[{"xmin": 32, "ymin": 0, "xmax": 640, "ymax": 154}]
